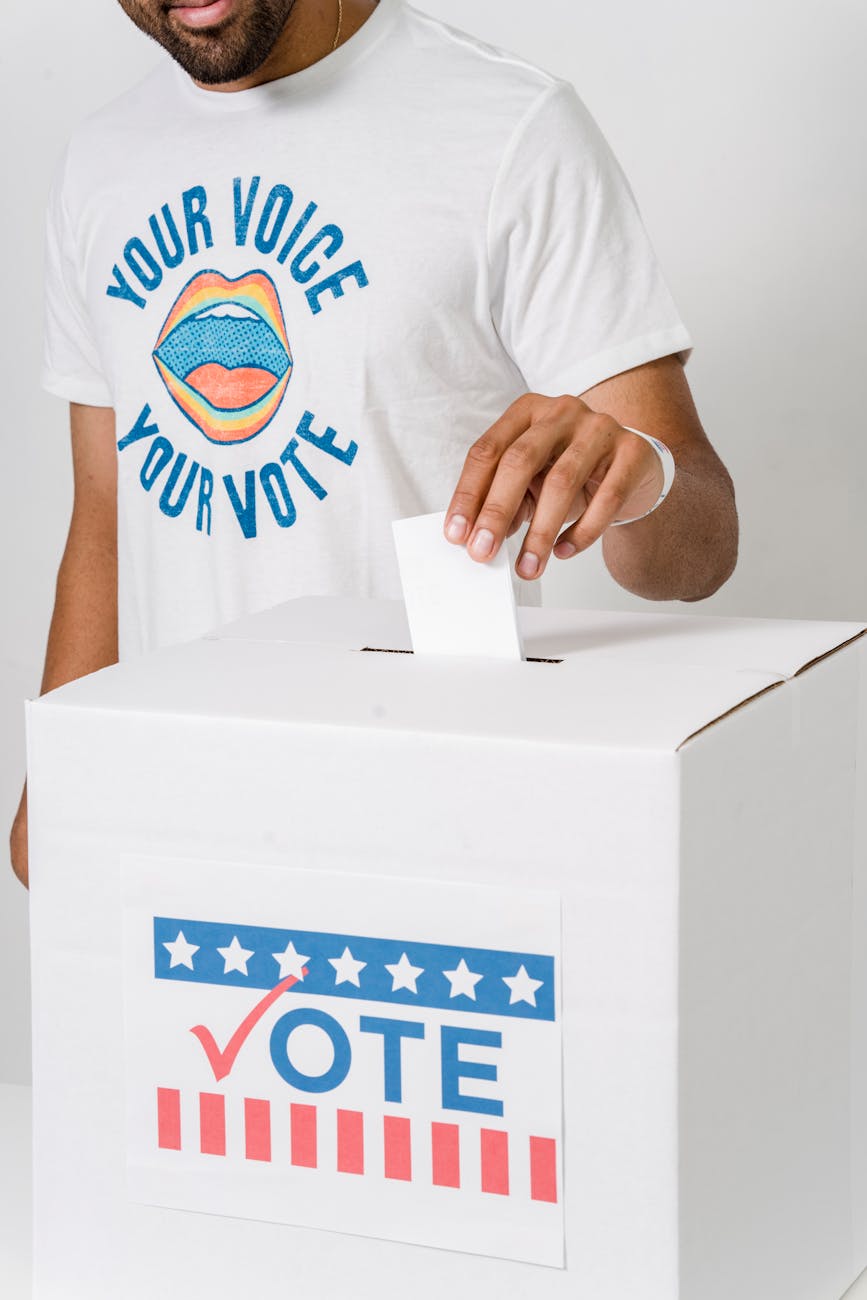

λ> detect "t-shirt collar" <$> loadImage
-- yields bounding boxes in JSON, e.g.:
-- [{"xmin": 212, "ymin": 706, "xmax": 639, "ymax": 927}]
[{"xmin": 169, "ymin": 0, "xmax": 401, "ymax": 111}]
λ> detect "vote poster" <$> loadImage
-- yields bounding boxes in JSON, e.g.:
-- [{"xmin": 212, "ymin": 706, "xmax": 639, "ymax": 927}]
[{"xmin": 122, "ymin": 855, "xmax": 564, "ymax": 1266}]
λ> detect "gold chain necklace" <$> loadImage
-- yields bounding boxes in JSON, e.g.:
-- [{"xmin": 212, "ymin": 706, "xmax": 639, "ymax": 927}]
[{"xmin": 331, "ymin": 0, "xmax": 344, "ymax": 52}]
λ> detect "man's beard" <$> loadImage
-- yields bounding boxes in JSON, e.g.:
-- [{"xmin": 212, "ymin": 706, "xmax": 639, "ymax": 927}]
[{"xmin": 116, "ymin": 0, "xmax": 298, "ymax": 85}]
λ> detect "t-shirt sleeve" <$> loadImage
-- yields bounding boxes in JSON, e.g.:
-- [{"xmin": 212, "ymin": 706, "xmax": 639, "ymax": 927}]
[
  {"xmin": 41, "ymin": 148, "xmax": 114, "ymax": 407},
  {"xmin": 487, "ymin": 78, "xmax": 693, "ymax": 398}
]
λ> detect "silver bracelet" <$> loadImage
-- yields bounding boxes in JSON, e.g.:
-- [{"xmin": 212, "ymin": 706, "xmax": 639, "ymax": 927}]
[{"xmin": 608, "ymin": 426, "xmax": 676, "ymax": 526}]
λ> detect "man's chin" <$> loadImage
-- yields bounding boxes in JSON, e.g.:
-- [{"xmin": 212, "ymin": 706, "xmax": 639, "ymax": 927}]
[
  {"xmin": 160, "ymin": 28, "xmax": 267, "ymax": 85},
  {"xmin": 174, "ymin": 52, "xmax": 270, "ymax": 84},
  {"xmin": 118, "ymin": 0, "xmax": 295, "ymax": 87}
]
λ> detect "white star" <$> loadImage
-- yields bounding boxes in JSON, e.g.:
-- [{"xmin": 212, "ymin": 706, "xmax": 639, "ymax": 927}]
[
  {"xmin": 385, "ymin": 951, "xmax": 424, "ymax": 993},
  {"xmin": 443, "ymin": 957, "xmax": 483, "ymax": 1000},
  {"xmin": 163, "ymin": 930, "xmax": 199, "ymax": 969},
  {"xmin": 217, "ymin": 935, "xmax": 254, "ymax": 975},
  {"xmin": 329, "ymin": 946, "xmax": 367, "ymax": 987},
  {"xmin": 272, "ymin": 939, "xmax": 310, "ymax": 980},
  {"xmin": 502, "ymin": 964, "xmax": 544, "ymax": 1006}
]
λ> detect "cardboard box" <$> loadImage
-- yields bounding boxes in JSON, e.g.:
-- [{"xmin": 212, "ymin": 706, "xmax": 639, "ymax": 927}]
[{"xmin": 26, "ymin": 596, "xmax": 867, "ymax": 1299}]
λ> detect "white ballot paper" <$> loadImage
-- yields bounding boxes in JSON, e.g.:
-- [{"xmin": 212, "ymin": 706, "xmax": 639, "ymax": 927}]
[{"xmin": 392, "ymin": 511, "xmax": 524, "ymax": 660}]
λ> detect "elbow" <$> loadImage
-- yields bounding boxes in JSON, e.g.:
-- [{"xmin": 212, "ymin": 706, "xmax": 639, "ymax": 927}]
[
  {"xmin": 603, "ymin": 463, "xmax": 739, "ymax": 603},
  {"xmin": 681, "ymin": 486, "xmax": 739, "ymax": 601},
  {"xmin": 607, "ymin": 505, "xmax": 739, "ymax": 603},
  {"xmin": 680, "ymin": 529, "xmax": 739, "ymax": 602}
]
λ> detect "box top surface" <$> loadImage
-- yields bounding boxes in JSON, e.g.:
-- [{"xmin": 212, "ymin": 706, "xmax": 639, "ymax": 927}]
[{"xmin": 31, "ymin": 597, "xmax": 866, "ymax": 753}]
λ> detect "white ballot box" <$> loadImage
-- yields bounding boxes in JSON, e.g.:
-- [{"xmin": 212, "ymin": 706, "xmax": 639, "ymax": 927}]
[{"xmin": 25, "ymin": 596, "xmax": 867, "ymax": 1300}]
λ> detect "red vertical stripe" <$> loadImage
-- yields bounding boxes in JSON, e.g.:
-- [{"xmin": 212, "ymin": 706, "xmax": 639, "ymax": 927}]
[
  {"xmin": 337, "ymin": 1108, "xmax": 364, "ymax": 1174},
  {"xmin": 431, "ymin": 1122, "xmax": 461, "ymax": 1188},
  {"xmin": 480, "ymin": 1128, "xmax": 509, "ymax": 1195},
  {"xmin": 290, "ymin": 1103, "xmax": 317, "ymax": 1168},
  {"xmin": 383, "ymin": 1115, "xmax": 412, "ymax": 1181},
  {"xmin": 199, "ymin": 1093, "xmax": 226, "ymax": 1157},
  {"xmin": 157, "ymin": 1087, "xmax": 181, "ymax": 1150},
  {"xmin": 529, "ymin": 1136, "xmax": 558, "ymax": 1202},
  {"xmin": 244, "ymin": 1098, "xmax": 271, "ymax": 1162}
]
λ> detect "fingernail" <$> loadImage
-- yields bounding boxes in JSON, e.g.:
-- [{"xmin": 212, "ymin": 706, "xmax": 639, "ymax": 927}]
[
  {"xmin": 517, "ymin": 551, "xmax": 539, "ymax": 578},
  {"xmin": 469, "ymin": 528, "xmax": 495, "ymax": 558},
  {"xmin": 445, "ymin": 514, "xmax": 468, "ymax": 543},
  {"xmin": 554, "ymin": 542, "xmax": 577, "ymax": 558}
]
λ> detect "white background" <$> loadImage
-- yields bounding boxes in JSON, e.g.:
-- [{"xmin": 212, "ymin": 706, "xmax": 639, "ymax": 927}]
[{"xmin": 1, "ymin": 0, "xmax": 865, "ymax": 1090}]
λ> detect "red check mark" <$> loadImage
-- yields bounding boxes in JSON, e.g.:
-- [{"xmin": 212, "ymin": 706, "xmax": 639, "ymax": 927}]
[{"xmin": 190, "ymin": 967, "xmax": 307, "ymax": 1082}]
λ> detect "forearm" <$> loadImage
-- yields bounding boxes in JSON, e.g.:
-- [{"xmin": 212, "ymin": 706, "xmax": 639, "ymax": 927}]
[
  {"xmin": 11, "ymin": 514, "xmax": 117, "ymax": 889},
  {"xmin": 601, "ymin": 445, "xmax": 738, "ymax": 602},
  {"xmin": 11, "ymin": 402, "xmax": 118, "ymax": 888},
  {"xmin": 41, "ymin": 520, "xmax": 118, "ymax": 693}
]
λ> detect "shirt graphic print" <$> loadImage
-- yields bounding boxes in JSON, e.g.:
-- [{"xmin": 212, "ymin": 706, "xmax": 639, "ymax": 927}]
[{"xmin": 109, "ymin": 175, "xmax": 366, "ymax": 547}]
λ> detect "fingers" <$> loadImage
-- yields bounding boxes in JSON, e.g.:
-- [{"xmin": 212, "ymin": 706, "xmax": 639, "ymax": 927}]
[
  {"xmin": 520, "ymin": 429, "xmax": 660, "ymax": 574},
  {"xmin": 444, "ymin": 393, "xmax": 663, "ymax": 578},
  {"xmin": 505, "ymin": 486, "xmax": 537, "ymax": 538},
  {"xmin": 463, "ymin": 423, "xmax": 564, "ymax": 561},
  {"xmin": 550, "ymin": 471, "xmax": 635, "ymax": 559},
  {"xmin": 551, "ymin": 435, "xmax": 660, "ymax": 557},
  {"xmin": 445, "ymin": 395, "xmax": 592, "ymax": 561},
  {"xmin": 512, "ymin": 421, "xmax": 621, "ymax": 574},
  {"xmin": 443, "ymin": 393, "xmax": 539, "ymax": 546}
]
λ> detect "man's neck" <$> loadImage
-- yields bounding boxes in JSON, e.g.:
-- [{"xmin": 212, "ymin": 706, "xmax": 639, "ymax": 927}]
[{"xmin": 193, "ymin": 0, "xmax": 380, "ymax": 94}]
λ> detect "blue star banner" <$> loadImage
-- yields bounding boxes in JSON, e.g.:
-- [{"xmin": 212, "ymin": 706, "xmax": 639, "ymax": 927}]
[{"xmin": 153, "ymin": 915, "xmax": 555, "ymax": 1022}]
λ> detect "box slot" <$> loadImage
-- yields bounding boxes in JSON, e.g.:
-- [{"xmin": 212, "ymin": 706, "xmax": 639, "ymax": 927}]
[{"xmin": 359, "ymin": 646, "xmax": 563, "ymax": 664}]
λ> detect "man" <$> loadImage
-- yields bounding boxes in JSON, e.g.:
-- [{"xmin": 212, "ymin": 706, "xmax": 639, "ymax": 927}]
[{"xmin": 10, "ymin": 0, "xmax": 737, "ymax": 886}]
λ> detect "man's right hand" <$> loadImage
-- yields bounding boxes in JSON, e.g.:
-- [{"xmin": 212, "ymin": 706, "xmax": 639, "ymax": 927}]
[{"xmin": 10, "ymin": 785, "xmax": 28, "ymax": 889}]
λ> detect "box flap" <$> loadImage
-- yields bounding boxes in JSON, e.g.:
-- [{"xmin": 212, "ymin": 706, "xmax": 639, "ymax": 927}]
[{"xmin": 34, "ymin": 598, "xmax": 866, "ymax": 754}]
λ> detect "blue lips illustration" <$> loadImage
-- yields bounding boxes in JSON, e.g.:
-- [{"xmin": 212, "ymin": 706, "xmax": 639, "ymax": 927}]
[{"xmin": 152, "ymin": 269, "xmax": 293, "ymax": 445}]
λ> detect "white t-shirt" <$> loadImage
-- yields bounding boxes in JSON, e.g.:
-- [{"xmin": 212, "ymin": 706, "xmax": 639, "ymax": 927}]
[{"xmin": 42, "ymin": 0, "xmax": 693, "ymax": 659}]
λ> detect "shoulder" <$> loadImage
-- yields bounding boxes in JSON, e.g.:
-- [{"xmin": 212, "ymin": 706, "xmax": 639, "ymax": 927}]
[
  {"xmin": 50, "ymin": 59, "xmax": 174, "ymax": 208},
  {"xmin": 399, "ymin": 2, "xmax": 567, "ymax": 119}
]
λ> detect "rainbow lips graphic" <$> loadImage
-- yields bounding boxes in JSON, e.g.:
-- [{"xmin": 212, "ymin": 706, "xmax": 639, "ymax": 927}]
[{"xmin": 152, "ymin": 269, "xmax": 293, "ymax": 445}]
